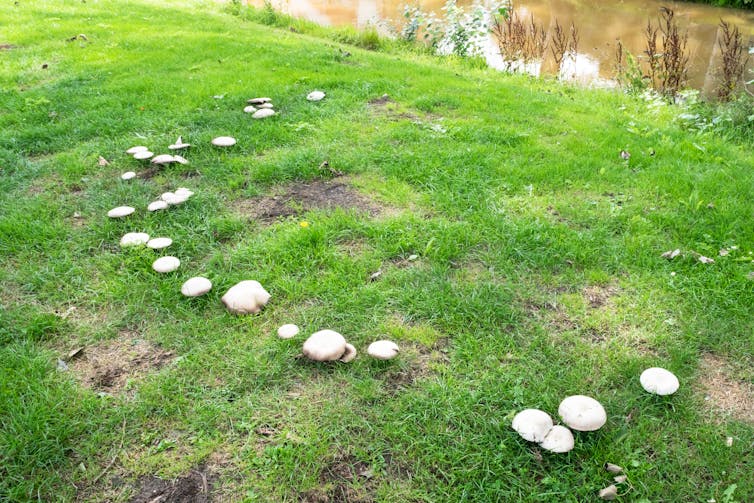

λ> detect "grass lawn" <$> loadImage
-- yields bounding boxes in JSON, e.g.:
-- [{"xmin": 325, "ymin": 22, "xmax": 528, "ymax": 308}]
[{"xmin": 1, "ymin": 0, "xmax": 753, "ymax": 501}]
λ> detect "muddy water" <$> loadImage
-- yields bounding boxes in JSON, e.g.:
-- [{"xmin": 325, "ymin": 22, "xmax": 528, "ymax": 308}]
[{"xmin": 253, "ymin": 0, "xmax": 754, "ymax": 93}]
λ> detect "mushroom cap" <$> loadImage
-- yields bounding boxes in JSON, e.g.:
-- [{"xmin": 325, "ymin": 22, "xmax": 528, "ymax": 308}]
[
  {"xmin": 511, "ymin": 409, "xmax": 554, "ymax": 443},
  {"xmin": 181, "ymin": 276, "xmax": 212, "ymax": 297},
  {"xmin": 211, "ymin": 136, "xmax": 236, "ymax": 147},
  {"xmin": 168, "ymin": 136, "xmax": 190, "ymax": 150},
  {"xmin": 107, "ymin": 206, "xmax": 135, "ymax": 218},
  {"xmin": 247, "ymin": 97, "xmax": 272, "ymax": 104},
  {"xmin": 340, "ymin": 343, "xmax": 357, "ymax": 363},
  {"xmin": 151, "ymin": 154, "xmax": 176, "ymax": 165},
  {"xmin": 126, "ymin": 146, "xmax": 149, "ymax": 154},
  {"xmin": 120, "ymin": 232, "xmax": 150, "ymax": 247},
  {"xmin": 133, "ymin": 150, "xmax": 154, "ymax": 160},
  {"xmin": 121, "ymin": 171, "xmax": 137, "ymax": 180},
  {"xmin": 148, "ymin": 200, "xmax": 168, "ymax": 212},
  {"xmin": 640, "ymin": 367, "xmax": 679, "ymax": 395},
  {"xmin": 539, "ymin": 425, "xmax": 575, "ymax": 453},
  {"xmin": 367, "ymin": 340, "xmax": 400, "ymax": 360},
  {"xmin": 221, "ymin": 280, "xmax": 271, "ymax": 314},
  {"xmin": 146, "ymin": 237, "xmax": 172, "ymax": 250},
  {"xmin": 172, "ymin": 155, "xmax": 189, "ymax": 165},
  {"xmin": 174, "ymin": 187, "xmax": 194, "ymax": 198},
  {"xmin": 302, "ymin": 330, "xmax": 347, "ymax": 362},
  {"xmin": 257, "ymin": 103, "xmax": 274, "ymax": 109},
  {"xmin": 307, "ymin": 90, "xmax": 326, "ymax": 101},
  {"xmin": 243, "ymin": 105, "xmax": 257, "ymax": 114},
  {"xmin": 252, "ymin": 108, "xmax": 275, "ymax": 119},
  {"xmin": 558, "ymin": 395, "xmax": 607, "ymax": 432},
  {"xmin": 277, "ymin": 324, "xmax": 300, "ymax": 339},
  {"xmin": 152, "ymin": 256, "xmax": 180, "ymax": 273},
  {"xmin": 164, "ymin": 192, "xmax": 189, "ymax": 205}
]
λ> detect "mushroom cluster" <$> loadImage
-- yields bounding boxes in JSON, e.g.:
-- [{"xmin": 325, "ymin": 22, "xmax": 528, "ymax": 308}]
[
  {"xmin": 148, "ymin": 187, "xmax": 194, "ymax": 211},
  {"xmin": 245, "ymin": 97, "xmax": 276, "ymax": 119},
  {"xmin": 511, "ymin": 409, "xmax": 574, "ymax": 453}
]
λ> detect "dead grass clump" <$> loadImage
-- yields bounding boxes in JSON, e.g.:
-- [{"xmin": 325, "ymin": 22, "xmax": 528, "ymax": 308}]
[{"xmin": 697, "ymin": 353, "xmax": 754, "ymax": 423}]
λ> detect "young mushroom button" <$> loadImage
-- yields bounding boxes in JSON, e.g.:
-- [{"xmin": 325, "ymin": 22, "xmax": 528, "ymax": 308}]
[
  {"xmin": 302, "ymin": 330, "xmax": 348, "ymax": 362},
  {"xmin": 511, "ymin": 409, "xmax": 554, "ymax": 443},
  {"xmin": 221, "ymin": 280, "xmax": 270, "ymax": 314},
  {"xmin": 640, "ymin": 367, "xmax": 680, "ymax": 395}
]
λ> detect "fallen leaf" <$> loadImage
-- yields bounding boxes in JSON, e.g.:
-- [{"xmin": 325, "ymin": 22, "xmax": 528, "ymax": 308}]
[
  {"xmin": 698, "ymin": 256, "xmax": 715, "ymax": 264},
  {"xmin": 57, "ymin": 359, "xmax": 69, "ymax": 371},
  {"xmin": 97, "ymin": 156, "xmax": 109, "ymax": 166},
  {"xmin": 661, "ymin": 249, "xmax": 681, "ymax": 259},
  {"xmin": 369, "ymin": 271, "xmax": 382, "ymax": 282},
  {"xmin": 614, "ymin": 475, "xmax": 628, "ymax": 484},
  {"xmin": 604, "ymin": 463, "xmax": 623, "ymax": 474},
  {"xmin": 620, "ymin": 150, "xmax": 630, "ymax": 160},
  {"xmin": 598, "ymin": 484, "xmax": 618, "ymax": 500},
  {"xmin": 726, "ymin": 436, "xmax": 733, "ymax": 447},
  {"xmin": 67, "ymin": 347, "xmax": 84, "ymax": 360},
  {"xmin": 719, "ymin": 249, "xmax": 729, "ymax": 257}
]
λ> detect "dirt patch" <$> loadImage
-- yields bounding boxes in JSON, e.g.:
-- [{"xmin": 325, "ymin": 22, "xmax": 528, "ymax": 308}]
[
  {"xmin": 384, "ymin": 340, "xmax": 449, "ymax": 392},
  {"xmin": 0, "ymin": 44, "xmax": 17, "ymax": 50},
  {"xmin": 130, "ymin": 468, "xmax": 214, "ymax": 503},
  {"xmin": 298, "ymin": 455, "xmax": 375, "ymax": 503},
  {"xmin": 368, "ymin": 94, "xmax": 394, "ymax": 106},
  {"xmin": 68, "ymin": 333, "xmax": 174, "ymax": 394},
  {"xmin": 698, "ymin": 353, "xmax": 754, "ymax": 423},
  {"xmin": 582, "ymin": 284, "xmax": 619, "ymax": 308},
  {"xmin": 234, "ymin": 179, "xmax": 383, "ymax": 223}
]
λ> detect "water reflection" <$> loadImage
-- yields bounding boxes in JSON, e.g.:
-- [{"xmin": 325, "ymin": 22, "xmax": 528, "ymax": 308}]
[{"xmin": 255, "ymin": 0, "xmax": 754, "ymax": 92}]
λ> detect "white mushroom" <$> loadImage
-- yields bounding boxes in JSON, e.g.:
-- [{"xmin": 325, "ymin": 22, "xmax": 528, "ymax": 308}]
[
  {"xmin": 558, "ymin": 395, "xmax": 607, "ymax": 432},
  {"xmin": 160, "ymin": 192, "xmax": 176, "ymax": 201},
  {"xmin": 511, "ymin": 409, "xmax": 554, "ymax": 443},
  {"xmin": 247, "ymin": 97, "xmax": 272, "ymax": 104},
  {"xmin": 181, "ymin": 277, "xmax": 212, "ymax": 297},
  {"xmin": 277, "ymin": 324, "xmax": 300, "ymax": 339},
  {"xmin": 340, "ymin": 343, "xmax": 357, "ymax": 363},
  {"xmin": 252, "ymin": 108, "xmax": 275, "ymax": 119},
  {"xmin": 302, "ymin": 330, "xmax": 347, "ymax": 362},
  {"xmin": 133, "ymin": 150, "xmax": 154, "ymax": 160},
  {"xmin": 163, "ymin": 192, "xmax": 189, "ymax": 205},
  {"xmin": 211, "ymin": 136, "xmax": 237, "ymax": 147},
  {"xmin": 152, "ymin": 256, "xmax": 180, "ymax": 273},
  {"xmin": 221, "ymin": 280, "xmax": 270, "ymax": 314},
  {"xmin": 367, "ymin": 340, "xmax": 400, "ymax": 360},
  {"xmin": 148, "ymin": 200, "xmax": 168, "ymax": 212},
  {"xmin": 539, "ymin": 425, "xmax": 575, "ymax": 453},
  {"xmin": 120, "ymin": 232, "xmax": 150, "ymax": 247},
  {"xmin": 107, "ymin": 206, "xmax": 135, "ymax": 218},
  {"xmin": 126, "ymin": 146, "xmax": 149, "ymax": 154},
  {"xmin": 146, "ymin": 237, "xmax": 172, "ymax": 250},
  {"xmin": 243, "ymin": 105, "xmax": 257, "ymax": 113},
  {"xmin": 598, "ymin": 485, "xmax": 618, "ymax": 501},
  {"xmin": 172, "ymin": 155, "xmax": 189, "ymax": 165},
  {"xmin": 307, "ymin": 90, "xmax": 325, "ymax": 101},
  {"xmin": 640, "ymin": 367, "xmax": 680, "ymax": 395},
  {"xmin": 151, "ymin": 154, "xmax": 176, "ymax": 165},
  {"xmin": 121, "ymin": 171, "xmax": 136, "ymax": 180},
  {"xmin": 168, "ymin": 136, "xmax": 190, "ymax": 150},
  {"xmin": 257, "ymin": 103, "xmax": 274, "ymax": 109},
  {"xmin": 174, "ymin": 187, "xmax": 194, "ymax": 198}
]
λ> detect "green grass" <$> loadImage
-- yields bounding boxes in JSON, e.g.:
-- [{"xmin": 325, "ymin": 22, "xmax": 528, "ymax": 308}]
[{"xmin": 1, "ymin": 0, "xmax": 753, "ymax": 501}]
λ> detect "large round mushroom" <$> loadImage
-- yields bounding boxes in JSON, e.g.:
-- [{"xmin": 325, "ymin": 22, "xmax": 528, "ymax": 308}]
[
  {"xmin": 558, "ymin": 395, "xmax": 607, "ymax": 432},
  {"xmin": 640, "ymin": 367, "xmax": 679, "ymax": 395},
  {"xmin": 302, "ymin": 330, "xmax": 348, "ymax": 362},
  {"xmin": 539, "ymin": 425, "xmax": 575, "ymax": 453},
  {"xmin": 511, "ymin": 409, "xmax": 554, "ymax": 443},
  {"xmin": 181, "ymin": 277, "xmax": 212, "ymax": 297},
  {"xmin": 367, "ymin": 340, "xmax": 399, "ymax": 360},
  {"xmin": 221, "ymin": 280, "xmax": 270, "ymax": 315}
]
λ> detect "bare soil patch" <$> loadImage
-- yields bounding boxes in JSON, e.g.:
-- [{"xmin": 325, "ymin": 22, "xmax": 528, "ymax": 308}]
[
  {"xmin": 384, "ymin": 340, "xmax": 449, "ymax": 392},
  {"xmin": 698, "ymin": 353, "xmax": 754, "ymax": 423},
  {"xmin": 68, "ymin": 333, "xmax": 174, "ymax": 393},
  {"xmin": 0, "ymin": 44, "xmax": 17, "ymax": 50},
  {"xmin": 234, "ymin": 179, "xmax": 383, "ymax": 223},
  {"xmin": 367, "ymin": 94, "xmax": 394, "ymax": 106},
  {"xmin": 299, "ymin": 454, "xmax": 375, "ymax": 503},
  {"xmin": 582, "ymin": 284, "xmax": 619, "ymax": 308},
  {"xmin": 130, "ymin": 468, "xmax": 214, "ymax": 503}
]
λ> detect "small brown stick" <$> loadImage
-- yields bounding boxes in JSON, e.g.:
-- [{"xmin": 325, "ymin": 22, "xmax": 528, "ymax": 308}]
[{"xmin": 91, "ymin": 417, "xmax": 126, "ymax": 485}]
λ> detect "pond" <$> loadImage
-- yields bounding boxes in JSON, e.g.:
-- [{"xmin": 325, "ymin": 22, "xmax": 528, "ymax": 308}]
[{"xmin": 252, "ymin": 0, "xmax": 754, "ymax": 94}]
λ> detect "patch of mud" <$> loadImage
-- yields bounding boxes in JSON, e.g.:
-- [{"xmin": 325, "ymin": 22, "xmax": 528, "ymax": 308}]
[
  {"xmin": 234, "ymin": 179, "xmax": 383, "ymax": 223},
  {"xmin": 582, "ymin": 284, "xmax": 619, "ymax": 308},
  {"xmin": 698, "ymin": 353, "xmax": 754, "ymax": 423},
  {"xmin": 299, "ymin": 455, "xmax": 375, "ymax": 503},
  {"xmin": 383, "ymin": 340, "xmax": 449, "ymax": 392},
  {"xmin": 368, "ymin": 94, "xmax": 394, "ymax": 106},
  {"xmin": 68, "ymin": 333, "xmax": 174, "ymax": 393},
  {"xmin": 130, "ymin": 468, "xmax": 214, "ymax": 503}
]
